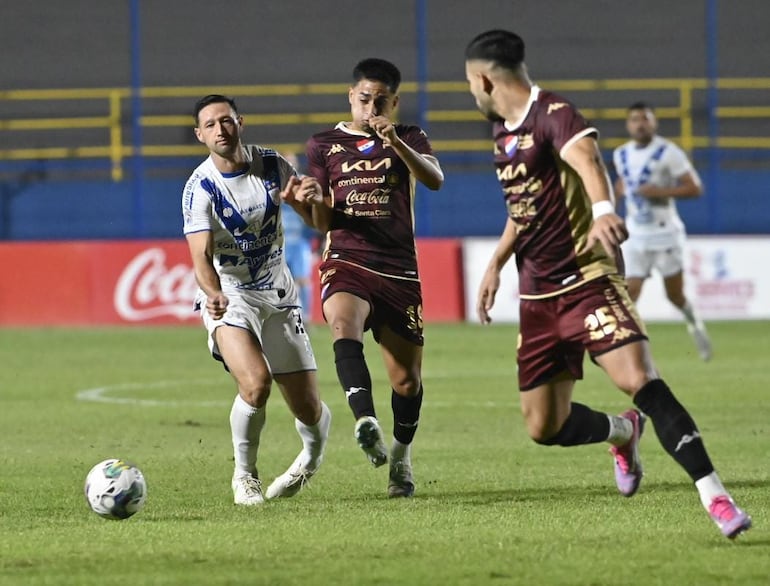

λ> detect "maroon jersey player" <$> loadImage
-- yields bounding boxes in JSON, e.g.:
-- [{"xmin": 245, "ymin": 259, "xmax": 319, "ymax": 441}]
[
  {"xmin": 303, "ymin": 58, "xmax": 443, "ymax": 498},
  {"xmin": 466, "ymin": 29, "xmax": 750, "ymax": 539}
]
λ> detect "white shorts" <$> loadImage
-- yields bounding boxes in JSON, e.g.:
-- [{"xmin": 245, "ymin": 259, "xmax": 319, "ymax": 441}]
[
  {"xmin": 622, "ymin": 238, "xmax": 685, "ymax": 279},
  {"xmin": 199, "ymin": 289, "xmax": 316, "ymax": 374}
]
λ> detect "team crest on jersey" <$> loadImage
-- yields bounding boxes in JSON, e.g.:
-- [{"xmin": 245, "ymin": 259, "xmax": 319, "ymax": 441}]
[
  {"xmin": 518, "ymin": 133, "xmax": 534, "ymax": 150},
  {"xmin": 357, "ymin": 139, "xmax": 376, "ymax": 153},
  {"xmin": 263, "ymin": 175, "xmax": 280, "ymax": 191},
  {"xmin": 223, "ymin": 207, "xmax": 234, "ymax": 218},
  {"xmin": 504, "ymin": 135, "xmax": 519, "ymax": 156}
]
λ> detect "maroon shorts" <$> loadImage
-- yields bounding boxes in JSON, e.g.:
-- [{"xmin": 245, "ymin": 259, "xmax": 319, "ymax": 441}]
[
  {"xmin": 517, "ymin": 275, "xmax": 648, "ymax": 390},
  {"xmin": 319, "ymin": 260, "xmax": 424, "ymax": 346}
]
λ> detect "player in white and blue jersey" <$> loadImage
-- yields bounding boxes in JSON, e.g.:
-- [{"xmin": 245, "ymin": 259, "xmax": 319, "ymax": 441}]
[
  {"xmin": 613, "ymin": 102, "xmax": 712, "ymax": 361},
  {"xmin": 182, "ymin": 94, "xmax": 331, "ymax": 505}
]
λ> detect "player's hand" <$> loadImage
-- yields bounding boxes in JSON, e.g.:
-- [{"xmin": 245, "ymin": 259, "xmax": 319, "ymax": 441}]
[
  {"xmin": 280, "ymin": 176, "xmax": 323, "ymax": 206},
  {"xmin": 369, "ymin": 115, "xmax": 399, "ymax": 147},
  {"xmin": 476, "ymin": 268, "xmax": 501, "ymax": 325},
  {"xmin": 206, "ymin": 292, "xmax": 229, "ymax": 320},
  {"xmin": 280, "ymin": 175, "xmax": 302, "ymax": 204},
  {"xmin": 295, "ymin": 176, "xmax": 324, "ymax": 205},
  {"xmin": 583, "ymin": 213, "xmax": 628, "ymax": 259}
]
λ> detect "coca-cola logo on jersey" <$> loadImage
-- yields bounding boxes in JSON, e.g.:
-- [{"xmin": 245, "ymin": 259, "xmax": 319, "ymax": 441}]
[{"xmin": 114, "ymin": 248, "xmax": 198, "ymax": 321}]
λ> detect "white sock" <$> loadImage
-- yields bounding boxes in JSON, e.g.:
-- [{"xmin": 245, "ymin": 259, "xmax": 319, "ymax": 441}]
[
  {"xmin": 679, "ymin": 300, "xmax": 698, "ymax": 327},
  {"xmin": 606, "ymin": 414, "xmax": 633, "ymax": 446},
  {"xmin": 294, "ymin": 401, "xmax": 331, "ymax": 469},
  {"xmin": 695, "ymin": 472, "xmax": 729, "ymax": 510},
  {"xmin": 230, "ymin": 394, "xmax": 266, "ymax": 479},
  {"xmin": 390, "ymin": 438, "xmax": 412, "ymax": 463}
]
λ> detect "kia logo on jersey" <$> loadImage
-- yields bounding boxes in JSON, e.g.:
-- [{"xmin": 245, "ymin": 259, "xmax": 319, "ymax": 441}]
[
  {"xmin": 357, "ymin": 139, "xmax": 375, "ymax": 153},
  {"xmin": 504, "ymin": 135, "xmax": 519, "ymax": 156}
]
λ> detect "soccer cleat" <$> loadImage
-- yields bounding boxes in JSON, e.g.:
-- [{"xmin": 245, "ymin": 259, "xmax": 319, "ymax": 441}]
[
  {"xmin": 388, "ymin": 459, "xmax": 415, "ymax": 498},
  {"xmin": 709, "ymin": 496, "xmax": 752, "ymax": 539},
  {"xmin": 232, "ymin": 474, "xmax": 265, "ymax": 506},
  {"xmin": 687, "ymin": 322, "xmax": 713, "ymax": 362},
  {"xmin": 354, "ymin": 416, "xmax": 388, "ymax": 467},
  {"xmin": 609, "ymin": 409, "xmax": 646, "ymax": 497},
  {"xmin": 265, "ymin": 453, "xmax": 318, "ymax": 499}
]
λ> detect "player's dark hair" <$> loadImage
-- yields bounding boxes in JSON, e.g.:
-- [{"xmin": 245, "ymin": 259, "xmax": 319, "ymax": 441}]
[
  {"xmin": 193, "ymin": 94, "xmax": 238, "ymax": 124},
  {"xmin": 628, "ymin": 101, "xmax": 654, "ymax": 112},
  {"xmin": 465, "ymin": 29, "xmax": 526, "ymax": 71},
  {"xmin": 352, "ymin": 58, "xmax": 401, "ymax": 93}
]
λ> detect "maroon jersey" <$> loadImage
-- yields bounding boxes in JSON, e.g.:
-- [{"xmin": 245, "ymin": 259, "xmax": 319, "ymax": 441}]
[
  {"xmin": 493, "ymin": 87, "xmax": 620, "ymax": 299},
  {"xmin": 306, "ymin": 123, "xmax": 434, "ymax": 278}
]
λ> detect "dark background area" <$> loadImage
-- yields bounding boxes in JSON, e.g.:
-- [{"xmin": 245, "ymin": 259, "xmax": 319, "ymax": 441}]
[{"xmin": 0, "ymin": 1, "xmax": 768, "ymax": 239}]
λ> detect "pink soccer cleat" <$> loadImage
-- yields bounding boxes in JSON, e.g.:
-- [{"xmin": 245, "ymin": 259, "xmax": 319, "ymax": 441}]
[
  {"xmin": 609, "ymin": 409, "xmax": 646, "ymax": 497},
  {"xmin": 709, "ymin": 496, "xmax": 752, "ymax": 539}
]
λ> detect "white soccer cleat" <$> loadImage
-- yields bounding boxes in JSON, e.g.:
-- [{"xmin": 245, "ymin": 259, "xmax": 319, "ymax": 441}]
[
  {"xmin": 388, "ymin": 458, "xmax": 415, "ymax": 498},
  {"xmin": 354, "ymin": 416, "xmax": 388, "ymax": 467},
  {"xmin": 232, "ymin": 474, "xmax": 265, "ymax": 506},
  {"xmin": 266, "ymin": 453, "xmax": 318, "ymax": 499}
]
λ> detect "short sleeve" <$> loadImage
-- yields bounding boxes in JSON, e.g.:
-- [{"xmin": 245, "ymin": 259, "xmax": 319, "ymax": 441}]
[
  {"xmin": 182, "ymin": 174, "xmax": 213, "ymax": 235},
  {"xmin": 276, "ymin": 152, "xmax": 300, "ymax": 188},
  {"xmin": 305, "ymin": 136, "xmax": 331, "ymax": 197},
  {"xmin": 537, "ymin": 98, "xmax": 597, "ymax": 159},
  {"xmin": 400, "ymin": 125, "xmax": 434, "ymax": 156},
  {"xmin": 663, "ymin": 143, "xmax": 695, "ymax": 178}
]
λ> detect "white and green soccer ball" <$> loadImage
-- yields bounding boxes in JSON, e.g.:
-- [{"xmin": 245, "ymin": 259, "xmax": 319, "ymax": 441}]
[{"xmin": 84, "ymin": 459, "xmax": 147, "ymax": 520}]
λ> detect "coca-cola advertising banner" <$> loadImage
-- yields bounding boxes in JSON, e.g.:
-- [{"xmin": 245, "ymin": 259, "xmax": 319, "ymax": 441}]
[{"xmin": 0, "ymin": 239, "xmax": 464, "ymax": 326}]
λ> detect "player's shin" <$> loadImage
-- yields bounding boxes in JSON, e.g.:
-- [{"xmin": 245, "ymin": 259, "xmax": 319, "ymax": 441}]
[
  {"xmin": 632, "ymin": 379, "xmax": 714, "ymax": 481},
  {"xmin": 294, "ymin": 401, "xmax": 331, "ymax": 469},
  {"xmin": 537, "ymin": 402, "xmax": 612, "ymax": 446},
  {"xmin": 391, "ymin": 385, "xmax": 423, "ymax": 447},
  {"xmin": 229, "ymin": 394, "xmax": 266, "ymax": 478},
  {"xmin": 333, "ymin": 338, "xmax": 376, "ymax": 419}
]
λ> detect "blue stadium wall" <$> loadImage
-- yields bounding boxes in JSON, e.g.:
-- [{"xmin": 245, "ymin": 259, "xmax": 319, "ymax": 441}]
[
  {"xmin": 3, "ymin": 164, "xmax": 768, "ymax": 240},
  {"xmin": 1, "ymin": 1, "xmax": 768, "ymax": 239}
]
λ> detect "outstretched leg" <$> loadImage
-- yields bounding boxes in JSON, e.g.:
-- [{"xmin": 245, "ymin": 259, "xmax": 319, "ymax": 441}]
[
  {"xmin": 324, "ymin": 291, "xmax": 387, "ymax": 467},
  {"xmin": 599, "ymin": 340, "xmax": 751, "ymax": 538}
]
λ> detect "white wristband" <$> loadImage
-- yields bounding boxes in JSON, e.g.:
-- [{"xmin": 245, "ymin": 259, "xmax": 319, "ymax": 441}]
[{"xmin": 592, "ymin": 200, "xmax": 615, "ymax": 220}]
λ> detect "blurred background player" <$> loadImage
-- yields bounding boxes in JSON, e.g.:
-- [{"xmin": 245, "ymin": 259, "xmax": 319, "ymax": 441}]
[
  {"xmin": 281, "ymin": 152, "xmax": 319, "ymax": 319},
  {"xmin": 182, "ymin": 94, "xmax": 331, "ymax": 505},
  {"xmin": 466, "ymin": 30, "xmax": 750, "ymax": 539},
  {"xmin": 613, "ymin": 102, "xmax": 712, "ymax": 361},
  {"xmin": 302, "ymin": 58, "xmax": 444, "ymax": 498}
]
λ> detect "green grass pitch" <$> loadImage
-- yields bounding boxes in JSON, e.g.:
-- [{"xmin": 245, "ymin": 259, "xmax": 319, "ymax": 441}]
[{"xmin": 1, "ymin": 321, "xmax": 768, "ymax": 585}]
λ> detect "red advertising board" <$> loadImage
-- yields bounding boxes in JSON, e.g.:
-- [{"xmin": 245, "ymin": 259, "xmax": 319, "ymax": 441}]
[{"xmin": 0, "ymin": 239, "xmax": 464, "ymax": 326}]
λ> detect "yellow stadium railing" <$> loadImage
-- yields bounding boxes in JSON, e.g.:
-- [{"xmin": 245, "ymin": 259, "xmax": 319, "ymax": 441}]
[{"xmin": 1, "ymin": 78, "xmax": 768, "ymax": 181}]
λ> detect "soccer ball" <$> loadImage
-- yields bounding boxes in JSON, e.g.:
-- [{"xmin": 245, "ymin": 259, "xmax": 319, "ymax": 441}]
[{"xmin": 84, "ymin": 459, "xmax": 147, "ymax": 520}]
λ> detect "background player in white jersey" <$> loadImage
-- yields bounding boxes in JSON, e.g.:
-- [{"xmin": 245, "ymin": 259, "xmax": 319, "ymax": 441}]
[
  {"xmin": 182, "ymin": 94, "xmax": 331, "ymax": 505},
  {"xmin": 613, "ymin": 102, "xmax": 712, "ymax": 360}
]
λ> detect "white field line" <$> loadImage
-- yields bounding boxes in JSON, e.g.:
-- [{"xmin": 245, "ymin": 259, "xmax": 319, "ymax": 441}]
[
  {"xmin": 75, "ymin": 379, "xmax": 229, "ymax": 407},
  {"xmin": 75, "ymin": 368, "xmax": 520, "ymax": 408}
]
